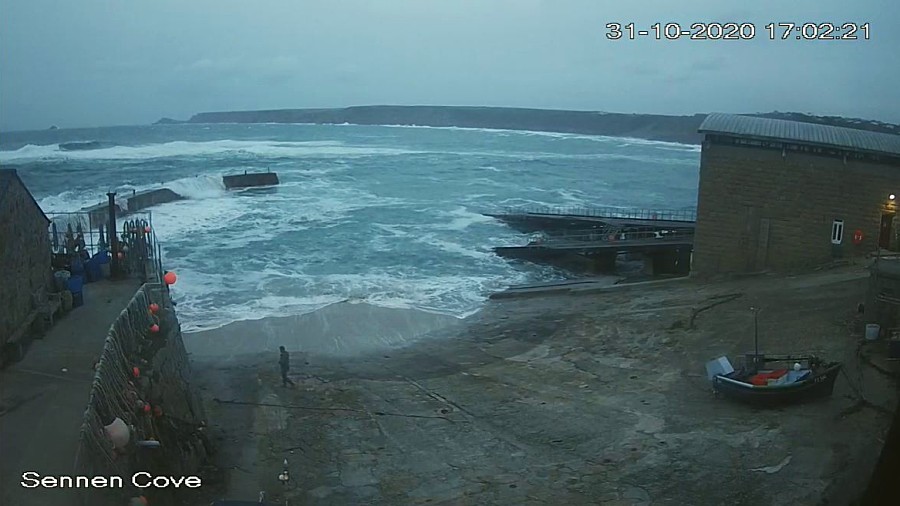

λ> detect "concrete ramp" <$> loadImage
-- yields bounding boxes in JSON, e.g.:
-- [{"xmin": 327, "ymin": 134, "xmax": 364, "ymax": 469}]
[{"xmin": 223, "ymin": 172, "xmax": 279, "ymax": 189}]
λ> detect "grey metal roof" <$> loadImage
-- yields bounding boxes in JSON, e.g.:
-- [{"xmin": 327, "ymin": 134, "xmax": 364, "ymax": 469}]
[{"xmin": 698, "ymin": 113, "xmax": 900, "ymax": 158}]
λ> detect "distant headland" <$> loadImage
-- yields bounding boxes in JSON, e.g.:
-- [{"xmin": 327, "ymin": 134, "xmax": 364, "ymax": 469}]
[{"xmin": 155, "ymin": 106, "xmax": 900, "ymax": 145}]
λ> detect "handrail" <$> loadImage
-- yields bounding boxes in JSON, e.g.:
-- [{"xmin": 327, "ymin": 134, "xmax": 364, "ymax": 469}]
[
  {"xmin": 500, "ymin": 205, "xmax": 698, "ymax": 222},
  {"xmin": 529, "ymin": 227, "xmax": 695, "ymax": 247}
]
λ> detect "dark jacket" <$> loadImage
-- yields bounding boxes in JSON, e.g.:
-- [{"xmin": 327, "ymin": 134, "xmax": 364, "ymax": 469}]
[{"xmin": 279, "ymin": 350, "xmax": 289, "ymax": 371}]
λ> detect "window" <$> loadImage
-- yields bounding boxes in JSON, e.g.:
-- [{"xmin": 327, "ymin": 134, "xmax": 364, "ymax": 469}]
[{"xmin": 831, "ymin": 219, "xmax": 844, "ymax": 245}]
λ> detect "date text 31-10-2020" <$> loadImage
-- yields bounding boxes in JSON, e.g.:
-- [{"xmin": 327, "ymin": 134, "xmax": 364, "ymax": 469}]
[{"xmin": 605, "ymin": 22, "xmax": 870, "ymax": 41}]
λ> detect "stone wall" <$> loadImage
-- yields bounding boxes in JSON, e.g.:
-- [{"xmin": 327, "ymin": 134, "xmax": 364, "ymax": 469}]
[
  {"xmin": 0, "ymin": 174, "xmax": 50, "ymax": 346},
  {"xmin": 693, "ymin": 139, "xmax": 900, "ymax": 276},
  {"xmin": 73, "ymin": 283, "xmax": 211, "ymax": 506}
]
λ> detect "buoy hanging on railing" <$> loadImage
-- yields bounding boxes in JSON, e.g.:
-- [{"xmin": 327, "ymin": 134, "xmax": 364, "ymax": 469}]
[
  {"xmin": 103, "ymin": 417, "xmax": 130, "ymax": 449},
  {"xmin": 144, "ymin": 226, "xmax": 151, "ymax": 233},
  {"xmin": 149, "ymin": 303, "xmax": 159, "ymax": 314},
  {"xmin": 117, "ymin": 251, "xmax": 124, "ymax": 259},
  {"xmin": 132, "ymin": 366, "xmax": 140, "ymax": 378},
  {"xmin": 150, "ymin": 324, "xmax": 160, "ymax": 333},
  {"xmin": 143, "ymin": 403, "xmax": 152, "ymax": 414},
  {"xmin": 163, "ymin": 271, "xmax": 177, "ymax": 285}
]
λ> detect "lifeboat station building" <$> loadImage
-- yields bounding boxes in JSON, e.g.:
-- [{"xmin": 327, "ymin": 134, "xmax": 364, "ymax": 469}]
[{"xmin": 691, "ymin": 113, "xmax": 900, "ymax": 276}]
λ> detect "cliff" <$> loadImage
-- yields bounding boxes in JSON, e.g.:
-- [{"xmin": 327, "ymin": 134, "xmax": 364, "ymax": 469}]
[{"xmin": 156, "ymin": 106, "xmax": 900, "ymax": 145}]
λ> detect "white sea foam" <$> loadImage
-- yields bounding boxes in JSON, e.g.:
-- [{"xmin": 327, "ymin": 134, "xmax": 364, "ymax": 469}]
[
  {"xmin": 172, "ymin": 267, "xmax": 523, "ymax": 332},
  {"xmin": 431, "ymin": 206, "xmax": 496, "ymax": 231},
  {"xmin": 38, "ymin": 191, "xmax": 110, "ymax": 213},
  {"xmin": 375, "ymin": 123, "xmax": 700, "ymax": 150},
  {"xmin": 0, "ymin": 139, "xmax": 421, "ymax": 162}
]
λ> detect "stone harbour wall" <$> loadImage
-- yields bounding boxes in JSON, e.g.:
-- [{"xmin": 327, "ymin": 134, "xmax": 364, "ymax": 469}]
[{"xmin": 0, "ymin": 174, "xmax": 51, "ymax": 348}]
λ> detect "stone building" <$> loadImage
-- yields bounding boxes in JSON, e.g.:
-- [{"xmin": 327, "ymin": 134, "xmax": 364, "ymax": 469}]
[
  {"xmin": 0, "ymin": 169, "xmax": 51, "ymax": 357},
  {"xmin": 692, "ymin": 113, "xmax": 900, "ymax": 276}
]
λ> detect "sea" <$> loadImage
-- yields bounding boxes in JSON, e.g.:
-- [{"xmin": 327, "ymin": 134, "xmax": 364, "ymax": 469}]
[{"xmin": 0, "ymin": 123, "xmax": 700, "ymax": 335}]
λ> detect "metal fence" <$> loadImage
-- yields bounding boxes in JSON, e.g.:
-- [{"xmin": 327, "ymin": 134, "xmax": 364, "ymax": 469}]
[
  {"xmin": 47, "ymin": 213, "xmax": 107, "ymax": 257},
  {"xmin": 502, "ymin": 205, "xmax": 698, "ymax": 222},
  {"xmin": 47, "ymin": 211, "xmax": 164, "ymax": 285},
  {"xmin": 530, "ymin": 226, "xmax": 695, "ymax": 247}
]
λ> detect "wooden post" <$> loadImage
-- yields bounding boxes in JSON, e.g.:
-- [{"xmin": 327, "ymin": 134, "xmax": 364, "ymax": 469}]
[{"xmin": 107, "ymin": 192, "xmax": 120, "ymax": 279}]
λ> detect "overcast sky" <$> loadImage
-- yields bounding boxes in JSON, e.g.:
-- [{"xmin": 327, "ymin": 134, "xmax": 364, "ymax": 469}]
[{"xmin": 1, "ymin": 0, "xmax": 897, "ymax": 131}]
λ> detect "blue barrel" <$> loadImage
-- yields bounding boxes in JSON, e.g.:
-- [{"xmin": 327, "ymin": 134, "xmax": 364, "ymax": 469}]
[
  {"xmin": 87, "ymin": 258, "xmax": 102, "ymax": 281},
  {"xmin": 84, "ymin": 258, "xmax": 95, "ymax": 283},
  {"xmin": 67, "ymin": 275, "xmax": 84, "ymax": 295},
  {"xmin": 95, "ymin": 251, "xmax": 110, "ymax": 265}
]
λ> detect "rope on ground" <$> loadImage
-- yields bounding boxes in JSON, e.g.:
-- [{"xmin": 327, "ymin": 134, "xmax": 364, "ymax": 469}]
[
  {"xmin": 837, "ymin": 364, "xmax": 893, "ymax": 419},
  {"xmin": 688, "ymin": 293, "xmax": 744, "ymax": 329},
  {"xmin": 211, "ymin": 398, "xmax": 460, "ymax": 423}
]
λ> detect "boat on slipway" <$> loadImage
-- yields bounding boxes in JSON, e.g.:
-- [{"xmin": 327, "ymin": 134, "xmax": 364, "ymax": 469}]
[{"xmin": 705, "ymin": 307, "xmax": 842, "ymax": 407}]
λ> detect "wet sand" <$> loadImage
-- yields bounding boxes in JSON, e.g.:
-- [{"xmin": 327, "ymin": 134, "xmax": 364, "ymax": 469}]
[{"xmin": 187, "ymin": 267, "xmax": 898, "ymax": 505}]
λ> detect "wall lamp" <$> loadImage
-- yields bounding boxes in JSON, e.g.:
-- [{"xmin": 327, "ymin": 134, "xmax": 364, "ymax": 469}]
[{"xmin": 890, "ymin": 194, "xmax": 896, "ymax": 201}]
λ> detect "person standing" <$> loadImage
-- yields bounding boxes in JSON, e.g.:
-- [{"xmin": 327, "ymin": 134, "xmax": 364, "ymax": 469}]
[{"xmin": 279, "ymin": 346, "xmax": 295, "ymax": 387}]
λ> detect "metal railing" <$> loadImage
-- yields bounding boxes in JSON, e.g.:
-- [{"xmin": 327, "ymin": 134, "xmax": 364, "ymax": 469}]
[
  {"xmin": 502, "ymin": 205, "xmax": 698, "ymax": 222},
  {"xmin": 48, "ymin": 211, "xmax": 163, "ymax": 284},
  {"xmin": 529, "ymin": 227, "xmax": 695, "ymax": 247},
  {"xmin": 47, "ymin": 213, "xmax": 107, "ymax": 257}
]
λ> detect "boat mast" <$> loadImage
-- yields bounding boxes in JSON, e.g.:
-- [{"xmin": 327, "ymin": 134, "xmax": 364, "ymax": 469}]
[{"xmin": 751, "ymin": 306, "xmax": 760, "ymax": 366}]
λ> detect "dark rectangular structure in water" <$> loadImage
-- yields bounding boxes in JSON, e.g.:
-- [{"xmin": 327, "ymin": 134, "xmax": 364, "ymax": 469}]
[
  {"xmin": 223, "ymin": 172, "xmax": 279, "ymax": 189},
  {"xmin": 126, "ymin": 188, "xmax": 182, "ymax": 212}
]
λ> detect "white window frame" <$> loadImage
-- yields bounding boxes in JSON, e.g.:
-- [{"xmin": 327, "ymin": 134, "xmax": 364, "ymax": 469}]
[{"xmin": 831, "ymin": 219, "xmax": 844, "ymax": 245}]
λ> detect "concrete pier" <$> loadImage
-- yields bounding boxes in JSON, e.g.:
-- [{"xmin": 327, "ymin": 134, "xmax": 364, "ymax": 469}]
[
  {"xmin": 223, "ymin": 171, "xmax": 279, "ymax": 189},
  {"xmin": 78, "ymin": 188, "xmax": 183, "ymax": 225},
  {"xmin": 80, "ymin": 201, "xmax": 124, "ymax": 227},
  {"xmin": 643, "ymin": 247, "xmax": 693, "ymax": 275},
  {"xmin": 125, "ymin": 188, "xmax": 182, "ymax": 211}
]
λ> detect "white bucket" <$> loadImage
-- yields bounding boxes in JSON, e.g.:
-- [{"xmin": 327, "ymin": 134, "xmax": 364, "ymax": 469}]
[{"xmin": 865, "ymin": 324, "xmax": 881, "ymax": 340}]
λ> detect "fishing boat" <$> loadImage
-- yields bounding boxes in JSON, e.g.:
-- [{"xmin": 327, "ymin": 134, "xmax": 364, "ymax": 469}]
[{"xmin": 705, "ymin": 307, "xmax": 842, "ymax": 406}]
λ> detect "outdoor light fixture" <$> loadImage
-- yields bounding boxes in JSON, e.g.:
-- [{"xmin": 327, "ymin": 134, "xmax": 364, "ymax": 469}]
[{"xmin": 891, "ymin": 194, "xmax": 896, "ymax": 201}]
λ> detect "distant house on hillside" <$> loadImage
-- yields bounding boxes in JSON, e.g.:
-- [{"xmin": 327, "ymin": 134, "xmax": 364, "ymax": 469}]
[
  {"xmin": 0, "ymin": 169, "xmax": 51, "ymax": 361},
  {"xmin": 692, "ymin": 113, "xmax": 900, "ymax": 275}
]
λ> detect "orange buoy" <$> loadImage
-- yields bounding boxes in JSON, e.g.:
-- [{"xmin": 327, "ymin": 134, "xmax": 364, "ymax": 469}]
[
  {"xmin": 150, "ymin": 324, "xmax": 160, "ymax": 333},
  {"xmin": 132, "ymin": 366, "xmax": 140, "ymax": 378},
  {"xmin": 149, "ymin": 303, "xmax": 159, "ymax": 314},
  {"xmin": 163, "ymin": 271, "xmax": 177, "ymax": 285},
  {"xmin": 853, "ymin": 229, "xmax": 864, "ymax": 245},
  {"xmin": 143, "ymin": 403, "xmax": 151, "ymax": 414}
]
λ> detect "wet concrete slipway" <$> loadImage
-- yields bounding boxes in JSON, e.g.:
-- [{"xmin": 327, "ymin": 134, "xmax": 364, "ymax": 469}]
[{"xmin": 186, "ymin": 266, "xmax": 898, "ymax": 505}]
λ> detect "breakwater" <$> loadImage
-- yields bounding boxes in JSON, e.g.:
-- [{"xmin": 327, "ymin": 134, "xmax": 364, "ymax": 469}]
[
  {"xmin": 223, "ymin": 171, "xmax": 279, "ymax": 189},
  {"xmin": 79, "ymin": 188, "xmax": 183, "ymax": 227}
]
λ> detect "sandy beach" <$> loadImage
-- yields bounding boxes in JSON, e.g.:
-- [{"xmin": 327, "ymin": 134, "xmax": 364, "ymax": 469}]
[{"xmin": 185, "ymin": 266, "xmax": 898, "ymax": 505}]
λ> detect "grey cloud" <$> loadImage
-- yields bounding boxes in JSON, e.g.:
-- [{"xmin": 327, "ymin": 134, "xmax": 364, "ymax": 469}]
[{"xmin": 1, "ymin": 0, "xmax": 898, "ymax": 131}]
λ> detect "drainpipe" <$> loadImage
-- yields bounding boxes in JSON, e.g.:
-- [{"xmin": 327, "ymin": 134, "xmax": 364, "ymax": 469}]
[{"xmin": 108, "ymin": 192, "xmax": 120, "ymax": 279}]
